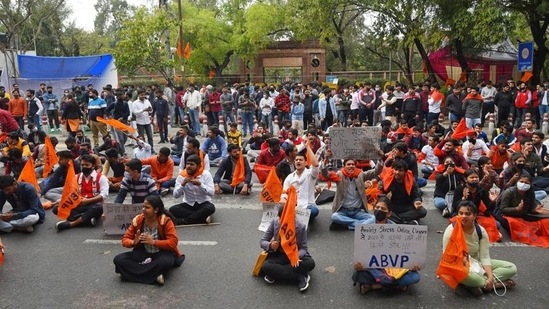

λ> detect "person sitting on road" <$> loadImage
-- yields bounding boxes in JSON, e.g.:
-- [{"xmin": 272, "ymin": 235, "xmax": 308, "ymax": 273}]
[
  {"xmin": 40, "ymin": 151, "xmax": 81, "ymax": 203},
  {"xmin": 201, "ymin": 127, "xmax": 228, "ymax": 167},
  {"xmin": 77, "ymin": 142, "xmax": 103, "ymax": 173},
  {"xmin": 0, "ymin": 175, "xmax": 45, "ymax": 233},
  {"xmin": 462, "ymin": 131, "xmax": 491, "ymax": 167},
  {"xmin": 321, "ymin": 151, "xmax": 383, "ymax": 230},
  {"xmin": 450, "ymin": 169, "xmax": 497, "ymax": 219},
  {"xmin": 141, "ymin": 147, "xmax": 174, "ymax": 195},
  {"xmin": 442, "ymin": 201, "xmax": 517, "ymax": 297},
  {"xmin": 280, "ymin": 143, "xmax": 320, "ymax": 220},
  {"xmin": 26, "ymin": 123, "xmax": 47, "ymax": 151},
  {"xmin": 4, "ymin": 148, "xmax": 28, "ymax": 179},
  {"xmin": 113, "ymin": 195, "xmax": 184, "ymax": 285},
  {"xmin": 130, "ymin": 135, "xmax": 153, "ymax": 160},
  {"xmin": 114, "ymin": 159, "xmax": 159, "ymax": 204},
  {"xmin": 170, "ymin": 154, "xmax": 215, "ymax": 225},
  {"xmin": 486, "ymin": 138, "xmax": 512, "ymax": 174},
  {"xmin": 502, "ymin": 152, "xmax": 547, "ymax": 202},
  {"xmin": 94, "ymin": 134, "xmax": 124, "ymax": 157},
  {"xmin": 213, "ymin": 144, "xmax": 252, "ymax": 195},
  {"xmin": 257, "ymin": 137, "xmax": 286, "ymax": 167},
  {"xmin": 103, "ymin": 148, "xmax": 127, "ymax": 192},
  {"xmin": 433, "ymin": 138, "xmax": 469, "ymax": 169},
  {"xmin": 276, "ymin": 144, "xmax": 298, "ymax": 183},
  {"xmin": 54, "ymin": 154, "xmax": 109, "ymax": 231},
  {"xmin": 377, "ymin": 160, "xmax": 426, "ymax": 224},
  {"xmin": 433, "ymin": 157, "xmax": 465, "ymax": 217},
  {"xmin": 477, "ymin": 156, "xmax": 503, "ymax": 191},
  {"xmin": 353, "ymin": 197, "xmax": 421, "ymax": 294},
  {"xmin": 260, "ymin": 204, "xmax": 315, "ymax": 292},
  {"xmin": 32, "ymin": 136, "xmax": 58, "ymax": 178},
  {"xmin": 1, "ymin": 132, "xmax": 31, "ymax": 163}
]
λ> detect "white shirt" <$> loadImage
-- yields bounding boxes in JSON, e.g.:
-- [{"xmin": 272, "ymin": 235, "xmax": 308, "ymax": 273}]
[
  {"xmin": 173, "ymin": 171, "xmax": 215, "ymax": 204},
  {"xmin": 481, "ymin": 86, "xmax": 497, "ymax": 103},
  {"xmin": 282, "ymin": 165, "xmax": 319, "ymax": 208},
  {"xmin": 351, "ymin": 91, "xmax": 360, "ymax": 110},
  {"xmin": 259, "ymin": 97, "xmax": 274, "ymax": 116},
  {"xmin": 462, "ymin": 139, "xmax": 491, "ymax": 161},
  {"xmin": 132, "ymin": 99, "xmax": 152, "ymax": 125},
  {"xmin": 428, "ymin": 95, "xmax": 441, "ymax": 113},
  {"xmin": 77, "ymin": 170, "xmax": 109, "ymax": 201},
  {"xmin": 183, "ymin": 90, "xmax": 202, "ymax": 109},
  {"xmin": 133, "ymin": 141, "xmax": 152, "ymax": 160},
  {"xmin": 421, "ymin": 145, "xmax": 439, "ymax": 167}
]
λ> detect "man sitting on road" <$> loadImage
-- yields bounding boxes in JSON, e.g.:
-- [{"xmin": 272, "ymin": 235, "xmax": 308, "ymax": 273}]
[
  {"xmin": 214, "ymin": 144, "xmax": 252, "ymax": 195},
  {"xmin": 103, "ymin": 149, "xmax": 127, "ymax": 192},
  {"xmin": 0, "ymin": 175, "xmax": 45, "ymax": 233},
  {"xmin": 141, "ymin": 147, "xmax": 174, "ymax": 195},
  {"xmin": 114, "ymin": 159, "xmax": 158, "ymax": 204},
  {"xmin": 170, "ymin": 155, "xmax": 215, "ymax": 225},
  {"xmin": 41, "ymin": 150, "xmax": 81, "ymax": 203},
  {"xmin": 201, "ymin": 127, "xmax": 228, "ymax": 167},
  {"xmin": 257, "ymin": 138, "xmax": 286, "ymax": 167}
]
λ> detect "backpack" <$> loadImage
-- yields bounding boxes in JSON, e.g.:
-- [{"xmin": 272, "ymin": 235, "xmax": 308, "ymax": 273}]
[{"xmin": 452, "ymin": 222, "xmax": 482, "ymax": 240}]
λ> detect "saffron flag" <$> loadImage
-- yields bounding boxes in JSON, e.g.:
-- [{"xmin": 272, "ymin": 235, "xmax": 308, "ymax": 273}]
[
  {"xmin": 476, "ymin": 215, "xmax": 501, "ymax": 243},
  {"xmin": 176, "ymin": 38, "xmax": 184, "ymax": 59},
  {"xmin": 43, "ymin": 136, "xmax": 59, "ymax": 178},
  {"xmin": 452, "ymin": 118, "xmax": 475, "ymax": 139},
  {"xmin": 437, "ymin": 217, "xmax": 470, "ymax": 289},
  {"xmin": 231, "ymin": 154, "xmax": 246, "ymax": 187},
  {"xmin": 279, "ymin": 186, "xmax": 299, "ymax": 267},
  {"xmin": 96, "ymin": 117, "xmax": 136, "ymax": 134},
  {"xmin": 504, "ymin": 216, "xmax": 549, "ymax": 248},
  {"xmin": 260, "ymin": 167, "xmax": 282, "ymax": 203},
  {"xmin": 18, "ymin": 157, "xmax": 39, "ymax": 192},
  {"xmin": 254, "ymin": 163, "xmax": 271, "ymax": 184},
  {"xmin": 184, "ymin": 42, "xmax": 191, "ymax": 59},
  {"xmin": 57, "ymin": 160, "xmax": 82, "ymax": 220},
  {"xmin": 520, "ymin": 71, "xmax": 533, "ymax": 82},
  {"xmin": 365, "ymin": 180, "xmax": 378, "ymax": 211},
  {"xmin": 208, "ymin": 70, "xmax": 215, "ymax": 79}
]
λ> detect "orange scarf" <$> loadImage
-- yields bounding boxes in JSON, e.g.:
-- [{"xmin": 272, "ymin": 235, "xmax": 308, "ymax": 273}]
[
  {"xmin": 428, "ymin": 164, "xmax": 465, "ymax": 180},
  {"xmin": 180, "ymin": 151, "xmax": 205, "ymax": 178},
  {"xmin": 381, "ymin": 168, "xmax": 414, "ymax": 195}
]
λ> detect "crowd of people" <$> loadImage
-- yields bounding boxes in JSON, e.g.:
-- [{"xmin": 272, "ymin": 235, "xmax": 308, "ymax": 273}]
[{"xmin": 4, "ymin": 78, "xmax": 549, "ymax": 295}]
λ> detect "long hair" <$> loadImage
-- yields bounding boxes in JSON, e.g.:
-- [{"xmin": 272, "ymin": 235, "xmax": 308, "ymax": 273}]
[{"xmin": 145, "ymin": 195, "xmax": 167, "ymax": 217}]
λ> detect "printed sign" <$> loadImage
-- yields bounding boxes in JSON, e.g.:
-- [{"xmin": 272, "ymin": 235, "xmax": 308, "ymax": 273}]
[
  {"xmin": 354, "ymin": 224, "xmax": 427, "ymax": 269},
  {"xmin": 258, "ymin": 203, "xmax": 311, "ymax": 232},
  {"xmin": 518, "ymin": 42, "xmax": 534, "ymax": 72},
  {"xmin": 103, "ymin": 203, "xmax": 142, "ymax": 235},
  {"xmin": 329, "ymin": 127, "xmax": 381, "ymax": 160}
]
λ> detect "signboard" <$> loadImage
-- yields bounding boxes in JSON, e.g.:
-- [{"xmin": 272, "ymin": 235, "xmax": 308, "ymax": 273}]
[
  {"xmin": 103, "ymin": 203, "xmax": 142, "ymax": 235},
  {"xmin": 258, "ymin": 203, "xmax": 311, "ymax": 232},
  {"xmin": 354, "ymin": 224, "xmax": 427, "ymax": 269},
  {"xmin": 329, "ymin": 127, "xmax": 381, "ymax": 160},
  {"xmin": 326, "ymin": 75, "xmax": 337, "ymax": 83},
  {"xmin": 518, "ymin": 42, "xmax": 534, "ymax": 72}
]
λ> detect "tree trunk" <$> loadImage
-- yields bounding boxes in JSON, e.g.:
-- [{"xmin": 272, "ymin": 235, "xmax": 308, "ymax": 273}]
[
  {"xmin": 337, "ymin": 34, "xmax": 347, "ymax": 71},
  {"xmin": 414, "ymin": 38, "xmax": 437, "ymax": 83},
  {"xmin": 530, "ymin": 20, "xmax": 549, "ymax": 86},
  {"xmin": 454, "ymin": 39, "xmax": 473, "ymax": 82}
]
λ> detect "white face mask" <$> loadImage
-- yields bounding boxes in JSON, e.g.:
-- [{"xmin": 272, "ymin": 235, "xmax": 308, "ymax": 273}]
[{"xmin": 517, "ymin": 181, "xmax": 531, "ymax": 191}]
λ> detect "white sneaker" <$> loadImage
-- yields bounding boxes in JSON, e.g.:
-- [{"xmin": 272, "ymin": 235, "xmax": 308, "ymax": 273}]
[{"xmin": 156, "ymin": 274, "xmax": 164, "ymax": 285}]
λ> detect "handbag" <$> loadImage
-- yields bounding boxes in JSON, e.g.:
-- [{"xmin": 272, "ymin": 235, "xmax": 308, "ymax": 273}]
[
  {"xmin": 469, "ymin": 256, "xmax": 485, "ymax": 276},
  {"xmin": 252, "ymin": 251, "xmax": 269, "ymax": 276}
]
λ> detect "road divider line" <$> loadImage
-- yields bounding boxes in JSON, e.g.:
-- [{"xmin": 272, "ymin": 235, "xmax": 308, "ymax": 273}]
[
  {"xmin": 490, "ymin": 242, "xmax": 529, "ymax": 247},
  {"xmin": 84, "ymin": 239, "xmax": 217, "ymax": 246}
]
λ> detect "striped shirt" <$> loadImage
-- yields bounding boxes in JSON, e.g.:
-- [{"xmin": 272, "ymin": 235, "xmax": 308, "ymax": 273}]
[{"xmin": 114, "ymin": 173, "xmax": 158, "ymax": 204}]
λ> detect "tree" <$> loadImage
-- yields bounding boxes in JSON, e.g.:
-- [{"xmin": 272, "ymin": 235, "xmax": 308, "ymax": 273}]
[
  {"xmin": 94, "ymin": 0, "xmax": 136, "ymax": 48},
  {"xmin": 113, "ymin": 7, "xmax": 178, "ymax": 85}
]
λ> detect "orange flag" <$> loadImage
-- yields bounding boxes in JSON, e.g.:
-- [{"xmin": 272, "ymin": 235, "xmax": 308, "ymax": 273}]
[
  {"xmin": 208, "ymin": 70, "xmax": 215, "ymax": 79},
  {"xmin": 184, "ymin": 42, "xmax": 191, "ymax": 59},
  {"xmin": 279, "ymin": 186, "xmax": 299, "ymax": 267},
  {"xmin": 436, "ymin": 217, "xmax": 470, "ymax": 289},
  {"xmin": 43, "ymin": 136, "xmax": 59, "ymax": 178},
  {"xmin": 520, "ymin": 71, "xmax": 533, "ymax": 82},
  {"xmin": 452, "ymin": 118, "xmax": 475, "ymax": 138},
  {"xmin": 176, "ymin": 38, "xmax": 184, "ymax": 59},
  {"xmin": 260, "ymin": 167, "xmax": 282, "ymax": 203},
  {"xmin": 254, "ymin": 163, "xmax": 271, "ymax": 184},
  {"xmin": 57, "ymin": 160, "xmax": 82, "ymax": 220},
  {"xmin": 96, "ymin": 117, "xmax": 136, "ymax": 134},
  {"xmin": 365, "ymin": 180, "xmax": 378, "ymax": 211},
  {"xmin": 231, "ymin": 154, "xmax": 246, "ymax": 187},
  {"xmin": 18, "ymin": 157, "xmax": 39, "ymax": 192}
]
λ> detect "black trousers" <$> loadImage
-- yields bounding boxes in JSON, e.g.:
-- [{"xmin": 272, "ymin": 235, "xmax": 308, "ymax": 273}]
[
  {"xmin": 390, "ymin": 207, "xmax": 427, "ymax": 223},
  {"xmin": 113, "ymin": 247, "xmax": 175, "ymax": 284},
  {"xmin": 169, "ymin": 201, "xmax": 215, "ymax": 224},
  {"xmin": 261, "ymin": 251, "xmax": 315, "ymax": 282},
  {"xmin": 52, "ymin": 202, "xmax": 103, "ymax": 224}
]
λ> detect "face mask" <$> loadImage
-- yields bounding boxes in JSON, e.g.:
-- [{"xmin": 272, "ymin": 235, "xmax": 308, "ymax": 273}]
[
  {"xmin": 517, "ymin": 181, "xmax": 531, "ymax": 191},
  {"xmin": 516, "ymin": 163, "xmax": 525, "ymax": 170},
  {"xmin": 124, "ymin": 171, "xmax": 132, "ymax": 179},
  {"xmin": 374, "ymin": 209, "xmax": 388, "ymax": 222},
  {"xmin": 81, "ymin": 167, "xmax": 93, "ymax": 176},
  {"xmin": 80, "ymin": 150, "xmax": 89, "ymax": 156},
  {"xmin": 468, "ymin": 138, "xmax": 476, "ymax": 144},
  {"xmin": 47, "ymin": 91, "xmax": 52, "ymax": 94},
  {"xmin": 467, "ymin": 181, "xmax": 479, "ymax": 188}
]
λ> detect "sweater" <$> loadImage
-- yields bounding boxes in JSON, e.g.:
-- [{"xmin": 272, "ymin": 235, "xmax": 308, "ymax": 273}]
[{"xmin": 122, "ymin": 214, "xmax": 182, "ymax": 258}]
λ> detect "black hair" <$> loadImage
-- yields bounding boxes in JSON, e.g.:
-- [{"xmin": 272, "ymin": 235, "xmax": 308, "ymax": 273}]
[
  {"xmin": 145, "ymin": 195, "xmax": 167, "ymax": 217},
  {"xmin": 457, "ymin": 200, "xmax": 478, "ymax": 215},
  {"xmin": 80, "ymin": 154, "xmax": 96, "ymax": 165},
  {"xmin": 393, "ymin": 160, "xmax": 408, "ymax": 171},
  {"xmin": 159, "ymin": 147, "xmax": 171, "ymax": 156},
  {"xmin": 105, "ymin": 148, "xmax": 118, "ymax": 159},
  {"xmin": 65, "ymin": 136, "xmax": 76, "ymax": 144},
  {"xmin": 227, "ymin": 143, "xmax": 240, "ymax": 152},
  {"xmin": 0, "ymin": 175, "xmax": 16, "ymax": 189},
  {"xmin": 57, "ymin": 150, "xmax": 73, "ymax": 159},
  {"xmin": 187, "ymin": 154, "xmax": 201, "ymax": 165},
  {"xmin": 376, "ymin": 196, "xmax": 393, "ymax": 211},
  {"xmin": 533, "ymin": 131, "xmax": 545, "ymax": 139},
  {"xmin": 393, "ymin": 142, "xmax": 408, "ymax": 154},
  {"xmin": 267, "ymin": 138, "xmax": 280, "ymax": 147},
  {"xmin": 8, "ymin": 148, "xmax": 22, "ymax": 159},
  {"xmin": 285, "ymin": 144, "xmax": 295, "ymax": 156},
  {"xmin": 125, "ymin": 158, "xmax": 142, "ymax": 172},
  {"xmin": 187, "ymin": 138, "xmax": 200, "ymax": 149}
]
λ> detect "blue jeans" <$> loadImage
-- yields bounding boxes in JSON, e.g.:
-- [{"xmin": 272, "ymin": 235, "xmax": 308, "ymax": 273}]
[
  {"xmin": 415, "ymin": 177, "xmax": 427, "ymax": 188},
  {"xmin": 535, "ymin": 190, "xmax": 547, "ymax": 202},
  {"xmin": 242, "ymin": 111, "xmax": 254, "ymax": 135},
  {"xmin": 211, "ymin": 111, "xmax": 220, "ymax": 126},
  {"xmin": 421, "ymin": 166, "xmax": 433, "ymax": 179},
  {"xmin": 188, "ymin": 108, "xmax": 201, "ymax": 134},
  {"xmin": 171, "ymin": 154, "xmax": 181, "ymax": 166},
  {"xmin": 434, "ymin": 197, "xmax": 447, "ymax": 210},
  {"xmin": 178, "ymin": 106, "xmax": 186, "ymax": 124},
  {"xmin": 261, "ymin": 113, "xmax": 273, "ymax": 134},
  {"xmin": 29, "ymin": 114, "xmax": 42, "ymax": 130},
  {"xmin": 539, "ymin": 105, "xmax": 549, "ymax": 118},
  {"xmin": 222, "ymin": 110, "xmax": 235, "ymax": 132},
  {"xmin": 427, "ymin": 112, "xmax": 440, "ymax": 125},
  {"xmin": 466, "ymin": 117, "xmax": 480, "ymax": 129},
  {"xmin": 338, "ymin": 110, "xmax": 350, "ymax": 126},
  {"xmin": 307, "ymin": 204, "xmax": 319, "ymax": 219},
  {"xmin": 331, "ymin": 208, "xmax": 372, "ymax": 229}
]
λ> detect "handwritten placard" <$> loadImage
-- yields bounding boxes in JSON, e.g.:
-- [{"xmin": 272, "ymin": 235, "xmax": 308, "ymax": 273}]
[
  {"xmin": 103, "ymin": 203, "xmax": 142, "ymax": 235},
  {"xmin": 258, "ymin": 203, "xmax": 311, "ymax": 232},
  {"xmin": 354, "ymin": 224, "xmax": 427, "ymax": 269},
  {"xmin": 329, "ymin": 127, "xmax": 381, "ymax": 160}
]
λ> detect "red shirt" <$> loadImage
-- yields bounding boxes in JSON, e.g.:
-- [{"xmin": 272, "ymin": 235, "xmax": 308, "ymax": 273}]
[
  {"xmin": 208, "ymin": 92, "xmax": 222, "ymax": 112},
  {"xmin": 256, "ymin": 148, "xmax": 286, "ymax": 166},
  {"xmin": 0, "ymin": 109, "xmax": 19, "ymax": 133},
  {"xmin": 275, "ymin": 94, "xmax": 291, "ymax": 113}
]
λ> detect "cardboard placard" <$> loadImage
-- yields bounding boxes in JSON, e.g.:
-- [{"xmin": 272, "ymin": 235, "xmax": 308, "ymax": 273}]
[
  {"xmin": 329, "ymin": 127, "xmax": 381, "ymax": 160},
  {"xmin": 354, "ymin": 224, "xmax": 427, "ymax": 269},
  {"xmin": 258, "ymin": 203, "xmax": 311, "ymax": 232},
  {"xmin": 103, "ymin": 203, "xmax": 142, "ymax": 235}
]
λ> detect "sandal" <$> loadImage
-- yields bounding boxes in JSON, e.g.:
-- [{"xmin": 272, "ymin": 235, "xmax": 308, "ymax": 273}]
[
  {"xmin": 360, "ymin": 284, "xmax": 371, "ymax": 295},
  {"xmin": 503, "ymin": 279, "xmax": 516, "ymax": 289}
]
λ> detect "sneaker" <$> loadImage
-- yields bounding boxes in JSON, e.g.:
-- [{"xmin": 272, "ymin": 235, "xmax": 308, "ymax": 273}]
[
  {"xmin": 156, "ymin": 274, "xmax": 164, "ymax": 285},
  {"xmin": 442, "ymin": 207, "xmax": 450, "ymax": 218},
  {"xmin": 329, "ymin": 222, "xmax": 348, "ymax": 231},
  {"xmin": 160, "ymin": 188, "xmax": 170, "ymax": 196},
  {"xmin": 205, "ymin": 216, "xmax": 212, "ymax": 224},
  {"xmin": 264, "ymin": 275, "xmax": 275, "ymax": 284},
  {"xmin": 90, "ymin": 217, "xmax": 97, "ymax": 227},
  {"xmin": 56, "ymin": 220, "xmax": 71, "ymax": 231},
  {"xmin": 404, "ymin": 220, "xmax": 419, "ymax": 225},
  {"xmin": 17, "ymin": 225, "xmax": 34, "ymax": 233},
  {"xmin": 298, "ymin": 274, "xmax": 310, "ymax": 292},
  {"xmin": 173, "ymin": 217, "xmax": 185, "ymax": 226}
]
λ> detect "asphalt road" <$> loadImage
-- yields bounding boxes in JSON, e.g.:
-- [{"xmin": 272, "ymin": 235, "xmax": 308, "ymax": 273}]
[{"xmin": 1, "ymin": 127, "xmax": 548, "ymax": 308}]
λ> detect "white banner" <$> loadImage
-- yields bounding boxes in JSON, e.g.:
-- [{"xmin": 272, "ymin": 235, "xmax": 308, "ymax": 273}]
[
  {"xmin": 258, "ymin": 203, "xmax": 311, "ymax": 232},
  {"xmin": 329, "ymin": 127, "xmax": 381, "ymax": 160},
  {"xmin": 103, "ymin": 203, "xmax": 142, "ymax": 235},
  {"xmin": 354, "ymin": 224, "xmax": 427, "ymax": 269}
]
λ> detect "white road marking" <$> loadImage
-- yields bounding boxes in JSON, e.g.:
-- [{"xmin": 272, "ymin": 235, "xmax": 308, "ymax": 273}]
[
  {"xmin": 490, "ymin": 242, "xmax": 530, "ymax": 247},
  {"xmin": 84, "ymin": 239, "xmax": 217, "ymax": 246}
]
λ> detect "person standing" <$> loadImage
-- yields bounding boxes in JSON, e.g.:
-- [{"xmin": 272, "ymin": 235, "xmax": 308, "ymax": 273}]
[
  {"xmin": 61, "ymin": 93, "xmax": 82, "ymax": 137},
  {"xmin": 183, "ymin": 85, "xmax": 202, "ymax": 136},
  {"xmin": 463, "ymin": 87, "xmax": 483, "ymax": 128},
  {"xmin": 259, "ymin": 91, "xmax": 274, "ymax": 134},
  {"xmin": 42, "ymin": 86, "xmax": 61, "ymax": 132},
  {"xmin": 8, "ymin": 90, "xmax": 27, "ymax": 129},
  {"xmin": 514, "ymin": 81, "xmax": 532, "ymax": 128},
  {"xmin": 152, "ymin": 90, "xmax": 170, "ymax": 144},
  {"xmin": 87, "ymin": 89, "xmax": 108, "ymax": 147},
  {"xmin": 26, "ymin": 89, "xmax": 44, "ymax": 131},
  {"xmin": 105, "ymin": 91, "xmax": 130, "ymax": 154},
  {"xmin": 480, "ymin": 81, "xmax": 497, "ymax": 127},
  {"xmin": 132, "ymin": 90, "xmax": 155, "ymax": 150}
]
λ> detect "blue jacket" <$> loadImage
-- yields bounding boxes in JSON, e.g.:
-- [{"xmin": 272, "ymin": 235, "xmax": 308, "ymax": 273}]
[
  {"xmin": 42, "ymin": 92, "xmax": 59, "ymax": 110},
  {"xmin": 201, "ymin": 135, "xmax": 228, "ymax": 161},
  {"xmin": 291, "ymin": 103, "xmax": 304, "ymax": 120},
  {"xmin": 0, "ymin": 182, "xmax": 45, "ymax": 222},
  {"xmin": 319, "ymin": 97, "xmax": 337, "ymax": 118}
]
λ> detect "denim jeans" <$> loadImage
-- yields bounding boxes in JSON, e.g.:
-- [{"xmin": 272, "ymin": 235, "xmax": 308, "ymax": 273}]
[
  {"xmin": 0, "ymin": 213, "xmax": 40, "ymax": 232},
  {"xmin": 331, "ymin": 208, "xmax": 372, "ymax": 229},
  {"xmin": 416, "ymin": 177, "xmax": 427, "ymax": 188},
  {"xmin": 188, "ymin": 108, "xmax": 201, "ymax": 134},
  {"xmin": 211, "ymin": 111, "xmax": 220, "ymax": 126},
  {"xmin": 137, "ymin": 123, "xmax": 154, "ymax": 150},
  {"xmin": 434, "ymin": 197, "xmax": 447, "ymax": 210},
  {"xmin": 306, "ymin": 204, "xmax": 319, "ymax": 219},
  {"xmin": 242, "ymin": 111, "xmax": 254, "ymax": 136},
  {"xmin": 222, "ymin": 110, "xmax": 235, "ymax": 132},
  {"xmin": 539, "ymin": 104, "xmax": 549, "ymax": 118},
  {"xmin": 29, "ymin": 114, "xmax": 42, "ymax": 130},
  {"xmin": 261, "ymin": 113, "xmax": 273, "ymax": 134},
  {"xmin": 338, "ymin": 110, "xmax": 350, "ymax": 126},
  {"xmin": 466, "ymin": 117, "xmax": 481, "ymax": 129}
]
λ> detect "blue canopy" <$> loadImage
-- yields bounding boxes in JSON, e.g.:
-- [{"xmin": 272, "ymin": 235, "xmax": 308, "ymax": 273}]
[{"xmin": 18, "ymin": 54, "xmax": 114, "ymax": 79}]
